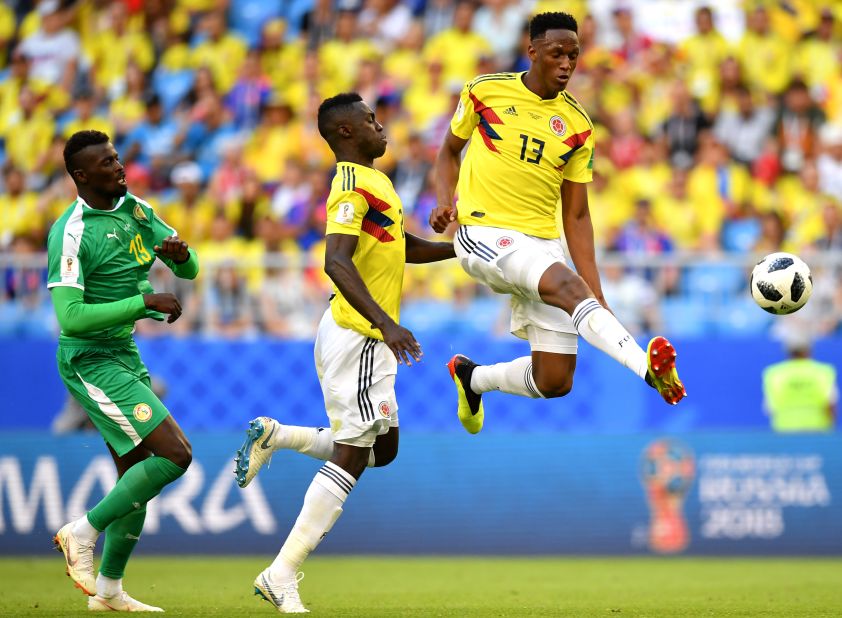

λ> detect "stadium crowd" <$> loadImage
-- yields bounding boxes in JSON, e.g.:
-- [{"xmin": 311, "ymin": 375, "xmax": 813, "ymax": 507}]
[{"xmin": 1, "ymin": 0, "xmax": 841, "ymax": 339}]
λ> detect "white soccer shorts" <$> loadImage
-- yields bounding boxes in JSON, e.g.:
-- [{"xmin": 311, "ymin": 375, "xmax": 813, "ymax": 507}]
[
  {"xmin": 314, "ymin": 309, "xmax": 399, "ymax": 447},
  {"xmin": 453, "ymin": 224, "xmax": 578, "ymax": 355}
]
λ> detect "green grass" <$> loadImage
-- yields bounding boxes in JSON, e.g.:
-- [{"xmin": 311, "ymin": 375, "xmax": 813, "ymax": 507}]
[{"xmin": 3, "ymin": 556, "xmax": 842, "ymax": 617}]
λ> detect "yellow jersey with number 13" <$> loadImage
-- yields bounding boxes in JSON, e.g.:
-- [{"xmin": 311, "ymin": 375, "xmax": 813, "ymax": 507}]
[
  {"xmin": 451, "ymin": 72, "xmax": 595, "ymax": 239},
  {"xmin": 325, "ymin": 162, "xmax": 406, "ymax": 340}
]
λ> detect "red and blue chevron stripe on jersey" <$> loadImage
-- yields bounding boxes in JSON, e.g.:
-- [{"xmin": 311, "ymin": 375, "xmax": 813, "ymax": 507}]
[
  {"xmin": 556, "ymin": 128, "xmax": 593, "ymax": 168},
  {"xmin": 354, "ymin": 187, "xmax": 396, "ymax": 242},
  {"xmin": 469, "ymin": 93, "xmax": 503, "ymax": 152}
]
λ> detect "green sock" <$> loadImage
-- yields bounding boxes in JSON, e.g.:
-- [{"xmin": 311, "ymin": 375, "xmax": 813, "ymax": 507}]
[
  {"xmin": 99, "ymin": 505, "xmax": 146, "ymax": 579},
  {"xmin": 87, "ymin": 457, "xmax": 185, "ymax": 531}
]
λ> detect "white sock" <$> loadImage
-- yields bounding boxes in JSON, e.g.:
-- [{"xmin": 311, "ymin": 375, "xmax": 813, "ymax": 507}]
[
  {"xmin": 470, "ymin": 356, "xmax": 543, "ymax": 398},
  {"xmin": 269, "ymin": 461, "xmax": 356, "ymax": 582},
  {"xmin": 277, "ymin": 425, "xmax": 375, "ymax": 467},
  {"xmin": 72, "ymin": 514, "xmax": 100, "ymax": 543},
  {"xmin": 96, "ymin": 573, "xmax": 122, "ymax": 599},
  {"xmin": 571, "ymin": 298, "xmax": 648, "ymax": 379}
]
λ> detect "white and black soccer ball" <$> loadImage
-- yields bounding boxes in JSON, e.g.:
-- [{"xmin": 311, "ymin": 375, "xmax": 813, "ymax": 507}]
[{"xmin": 750, "ymin": 252, "xmax": 812, "ymax": 315}]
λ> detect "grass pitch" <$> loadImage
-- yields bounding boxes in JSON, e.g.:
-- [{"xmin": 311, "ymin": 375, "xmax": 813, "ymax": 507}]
[{"xmin": 2, "ymin": 556, "xmax": 841, "ymax": 617}]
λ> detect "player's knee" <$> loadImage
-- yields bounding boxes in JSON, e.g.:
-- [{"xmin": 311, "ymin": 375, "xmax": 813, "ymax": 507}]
[
  {"xmin": 170, "ymin": 438, "xmax": 192, "ymax": 470},
  {"xmin": 374, "ymin": 446, "xmax": 398, "ymax": 467},
  {"xmin": 535, "ymin": 374, "xmax": 574, "ymax": 399},
  {"xmin": 539, "ymin": 267, "xmax": 590, "ymax": 313}
]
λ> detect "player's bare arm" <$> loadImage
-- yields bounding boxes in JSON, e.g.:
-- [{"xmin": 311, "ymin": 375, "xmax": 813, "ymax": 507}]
[
  {"xmin": 405, "ymin": 233, "xmax": 456, "ymax": 264},
  {"xmin": 559, "ymin": 178, "xmax": 609, "ymax": 310},
  {"xmin": 325, "ymin": 233, "xmax": 422, "ymax": 365},
  {"xmin": 430, "ymin": 129, "xmax": 469, "ymax": 233}
]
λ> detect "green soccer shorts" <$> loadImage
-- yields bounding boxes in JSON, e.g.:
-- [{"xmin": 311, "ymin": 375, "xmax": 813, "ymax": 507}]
[{"xmin": 56, "ymin": 342, "xmax": 170, "ymax": 456}]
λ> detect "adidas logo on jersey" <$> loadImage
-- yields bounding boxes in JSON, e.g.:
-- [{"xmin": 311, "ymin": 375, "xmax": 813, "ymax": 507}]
[{"xmin": 503, "ymin": 106, "xmax": 518, "ymax": 116}]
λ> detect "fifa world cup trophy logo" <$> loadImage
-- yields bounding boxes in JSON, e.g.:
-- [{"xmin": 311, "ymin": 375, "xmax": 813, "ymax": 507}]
[{"xmin": 639, "ymin": 439, "xmax": 695, "ymax": 554}]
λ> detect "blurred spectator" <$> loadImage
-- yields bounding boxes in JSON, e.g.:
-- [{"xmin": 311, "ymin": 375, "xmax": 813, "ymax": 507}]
[
  {"xmin": 817, "ymin": 123, "xmax": 842, "ymax": 202},
  {"xmin": 319, "ymin": 10, "xmax": 379, "ymax": 93},
  {"xmin": 794, "ymin": 8, "xmax": 839, "ymax": 93},
  {"xmin": 243, "ymin": 95, "xmax": 297, "ymax": 185},
  {"xmin": 109, "ymin": 60, "xmax": 150, "ymax": 138},
  {"xmin": 258, "ymin": 258, "xmax": 322, "ymax": 339},
  {"xmin": 124, "ymin": 93, "xmax": 178, "ymax": 173},
  {"xmin": 610, "ymin": 199, "xmax": 677, "ymax": 293},
  {"xmin": 424, "ymin": 0, "xmax": 491, "ymax": 85},
  {"xmin": 383, "ymin": 19, "xmax": 425, "ymax": 91},
  {"xmin": 472, "ymin": 0, "xmax": 525, "ymax": 68},
  {"xmin": 753, "ymin": 211, "xmax": 786, "ymax": 255},
  {"xmin": 776, "ymin": 79, "xmax": 825, "ymax": 173},
  {"xmin": 424, "ymin": 0, "xmax": 455, "ymax": 38},
  {"xmin": 0, "ymin": 165, "xmax": 39, "ymax": 248},
  {"xmin": 358, "ymin": 0, "xmax": 413, "ymax": 53},
  {"xmin": 0, "ymin": 3, "xmax": 13, "ymax": 67},
  {"xmin": 231, "ymin": 171, "xmax": 270, "ymax": 240},
  {"xmin": 678, "ymin": 5, "xmax": 730, "ymax": 115},
  {"xmin": 814, "ymin": 200, "xmax": 842, "ymax": 251},
  {"xmin": 611, "ymin": 6, "xmax": 652, "ymax": 65},
  {"xmin": 204, "ymin": 259, "xmax": 258, "ymax": 339},
  {"xmin": 659, "ymin": 81, "xmax": 709, "ymax": 169},
  {"xmin": 179, "ymin": 93, "xmax": 240, "ymax": 181},
  {"xmin": 87, "ymin": 1, "xmax": 154, "ymax": 98},
  {"xmin": 61, "ymin": 89, "xmax": 114, "ymax": 141},
  {"xmin": 607, "ymin": 109, "xmax": 644, "ymax": 170},
  {"xmin": 713, "ymin": 84, "xmax": 776, "ymax": 166},
  {"xmin": 190, "ymin": 10, "xmax": 247, "ymax": 94},
  {"xmin": 225, "ymin": 49, "xmax": 272, "ymax": 130},
  {"xmin": 0, "ymin": 235, "xmax": 52, "ymax": 338},
  {"xmin": 209, "ymin": 136, "xmax": 249, "ymax": 206},
  {"xmin": 601, "ymin": 262, "xmax": 661, "ymax": 335},
  {"xmin": 392, "ymin": 133, "xmax": 431, "ymax": 228},
  {"xmin": 161, "ymin": 161, "xmax": 216, "ymax": 243},
  {"xmin": 301, "ymin": 0, "xmax": 336, "ymax": 50},
  {"xmin": 737, "ymin": 5, "xmax": 791, "ymax": 97},
  {"xmin": 16, "ymin": 0, "xmax": 79, "ymax": 94},
  {"xmin": 763, "ymin": 333, "xmax": 837, "ymax": 432},
  {"xmin": 3, "ymin": 85, "xmax": 54, "ymax": 175}
]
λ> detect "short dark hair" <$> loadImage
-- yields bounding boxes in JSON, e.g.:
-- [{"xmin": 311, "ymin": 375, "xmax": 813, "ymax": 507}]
[
  {"xmin": 529, "ymin": 12, "xmax": 578, "ymax": 40},
  {"xmin": 317, "ymin": 92, "xmax": 363, "ymax": 142},
  {"xmin": 64, "ymin": 130, "xmax": 110, "ymax": 174}
]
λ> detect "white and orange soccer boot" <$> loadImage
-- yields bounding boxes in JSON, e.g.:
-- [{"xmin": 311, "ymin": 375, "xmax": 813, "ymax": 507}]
[
  {"xmin": 88, "ymin": 591, "xmax": 164, "ymax": 612},
  {"xmin": 53, "ymin": 522, "xmax": 97, "ymax": 596},
  {"xmin": 254, "ymin": 568, "xmax": 309, "ymax": 613},
  {"xmin": 647, "ymin": 336, "xmax": 687, "ymax": 405}
]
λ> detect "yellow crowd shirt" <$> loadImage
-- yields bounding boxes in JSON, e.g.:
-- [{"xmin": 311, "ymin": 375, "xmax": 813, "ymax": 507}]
[
  {"xmin": 325, "ymin": 162, "xmax": 406, "ymax": 341},
  {"xmin": 451, "ymin": 72, "xmax": 595, "ymax": 239}
]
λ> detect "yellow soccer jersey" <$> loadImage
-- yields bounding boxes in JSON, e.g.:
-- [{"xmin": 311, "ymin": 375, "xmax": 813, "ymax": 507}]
[
  {"xmin": 325, "ymin": 162, "xmax": 406, "ymax": 340},
  {"xmin": 451, "ymin": 72, "xmax": 595, "ymax": 239}
]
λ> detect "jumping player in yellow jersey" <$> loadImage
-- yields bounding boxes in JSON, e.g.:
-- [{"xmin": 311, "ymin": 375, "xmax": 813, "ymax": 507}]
[
  {"xmin": 233, "ymin": 93, "xmax": 455, "ymax": 613},
  {"xmin": 430, "ymin": 12, "xmax": 686, "ymax": 434}
]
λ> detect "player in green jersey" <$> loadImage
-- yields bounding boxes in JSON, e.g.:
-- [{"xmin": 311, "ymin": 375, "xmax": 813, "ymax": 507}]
[{"xmin": 48, "ymin": 130, "xmax": 198, "ymax": 612}]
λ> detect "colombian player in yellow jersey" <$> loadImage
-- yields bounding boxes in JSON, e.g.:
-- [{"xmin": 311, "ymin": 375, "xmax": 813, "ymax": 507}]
[
  {"xmin": 233, "ymin": 93, "xmax": 455, "ymax": 613},
  {"xmin": 430, "ymin": 12, "xmax": 686, "ymax": 434}
]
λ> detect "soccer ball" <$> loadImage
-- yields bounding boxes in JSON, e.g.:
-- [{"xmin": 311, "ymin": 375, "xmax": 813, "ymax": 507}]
[{"xmin": 750, "ymin": 252, "xmax": 812, "ymax": 315}]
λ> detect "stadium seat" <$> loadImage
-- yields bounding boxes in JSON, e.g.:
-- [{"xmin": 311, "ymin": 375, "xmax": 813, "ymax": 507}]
[
  {"xmin": 721, "ymin": 219, "xmax": 761, "ymax": 253},
  {"xmin": 683, "ymin": 263, "xmax": 747, "ymax": 302},
  {"xmin": 228, "ymin": 0, "xmax": 283, "ymax": 47},
  {"xmin": 152, "ymin": 70, "xmax": 195, "ymax": 114},
  {"xmin": 714, "ymin": 296, "xmax": 774, "ymax": 335},
  {"xmin": 660, "ymin": 296, "xmax": 710, "ymax": 338}
]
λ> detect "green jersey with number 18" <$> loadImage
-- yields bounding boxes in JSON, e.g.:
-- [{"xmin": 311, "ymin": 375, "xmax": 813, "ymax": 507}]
[{"xmin": 47, "ymin": 192, "xmax": 178, "ymax": 342}]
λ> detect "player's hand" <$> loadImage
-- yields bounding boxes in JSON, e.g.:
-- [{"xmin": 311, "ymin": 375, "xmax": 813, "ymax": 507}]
[
  {"xmin": 429, "ymin": 204, "xmax": 457, "ymax": 234},
  {"xmin": 154, "ymin": 236, "xmax": 190, "ymax": 264},
  {"xmin": 381, "ymin": 322, "xmax": 423, "ymax": 366},
  {"xmin": 143, "ymin": 293, "xmax": 183, "ymax": 323}
]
